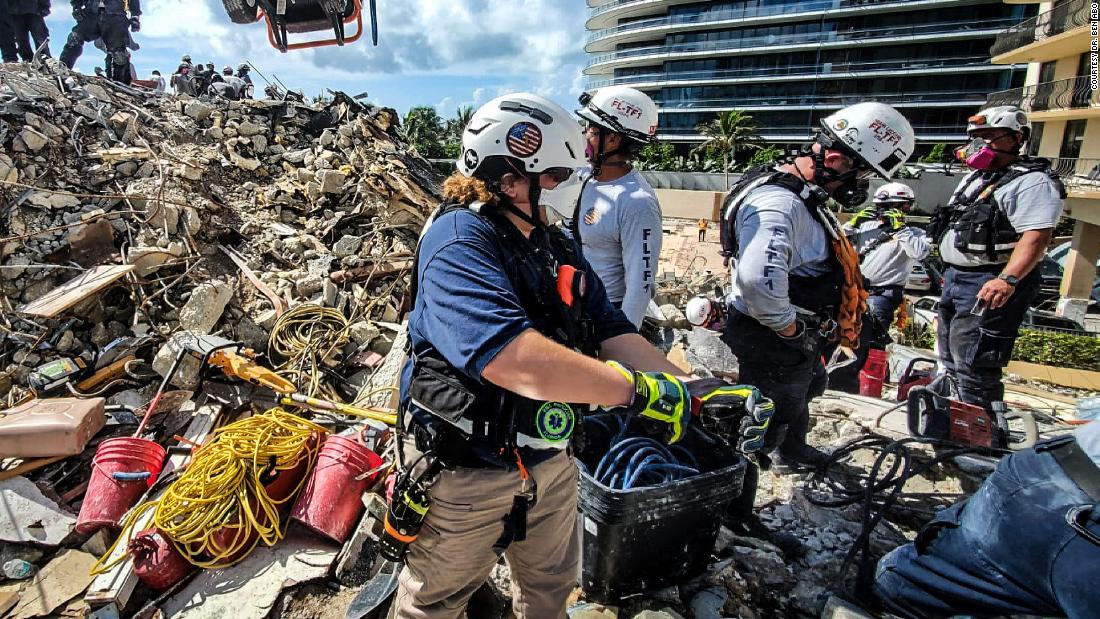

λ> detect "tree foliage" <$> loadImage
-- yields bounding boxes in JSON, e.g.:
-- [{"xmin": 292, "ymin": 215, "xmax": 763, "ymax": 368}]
[
  {"xmin": 691, "ymin": 110, "xmax": 762, "ymax": 188},
  {"xmin": 402, "ymin": 106, "xmax": 447, "ymax": 159}
]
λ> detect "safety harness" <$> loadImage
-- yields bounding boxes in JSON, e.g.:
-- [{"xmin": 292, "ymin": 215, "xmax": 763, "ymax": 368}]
[
  {"xmin": 929, "ymin": 157, "xmax": 1066, "ymax": 262},
  {"xmin": 404, "ymin": 200, "xmax": 597, "ymax": 469},
  {"xmin": 720, "ymin": 167, "xmax": 868, "ymax": 348}
]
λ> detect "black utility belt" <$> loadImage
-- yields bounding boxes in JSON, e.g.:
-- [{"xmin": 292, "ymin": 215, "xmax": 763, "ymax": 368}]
[{"xmin": 868, "ymin": 285, "xmax": 905, "ymax": 295}]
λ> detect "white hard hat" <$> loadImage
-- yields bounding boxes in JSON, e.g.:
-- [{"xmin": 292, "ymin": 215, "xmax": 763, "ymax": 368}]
[
  {"xmin": 685, "ymin": 296, "xmax": 713, "ymax": 327},
  {"xmin": 576, "ymin": 86, "xmax": 658, "ymax": 144},
  {"xmin": 457, "ymin": 93, "xmax": 585, "ymax": 178},
  {"xmin": 873, "ymin": 182, "xmax": 915, "ymax": 204},
  {"xmin": 821, "ymin": 102, "xmax": 915, "ymax": 179},
  {"xmin": 967, "ymin": 106, "xmax": 1031, "ymax": 138}
]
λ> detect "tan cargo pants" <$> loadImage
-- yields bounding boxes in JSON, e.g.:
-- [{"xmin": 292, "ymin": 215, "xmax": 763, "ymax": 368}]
[{"xmin": 390, "ymin": 448, "xmax": 579, "ymax": 619}]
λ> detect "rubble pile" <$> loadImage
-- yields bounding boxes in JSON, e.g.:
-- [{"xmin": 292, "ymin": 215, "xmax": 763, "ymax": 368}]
[{"xmin": 0, "ymin": 59, "xmax": 439, "ymax": 398}]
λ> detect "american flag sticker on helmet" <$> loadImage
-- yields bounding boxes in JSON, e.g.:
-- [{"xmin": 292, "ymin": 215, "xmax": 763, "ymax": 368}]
[{"xmin": 506, "ymin": 122, "xmax": 542, "ymax": 157}]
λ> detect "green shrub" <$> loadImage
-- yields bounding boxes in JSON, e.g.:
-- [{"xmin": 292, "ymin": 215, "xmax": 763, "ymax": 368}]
[{"xmin": 1011, "ymin": 330, "xmax": 1100, "ymax": 371}]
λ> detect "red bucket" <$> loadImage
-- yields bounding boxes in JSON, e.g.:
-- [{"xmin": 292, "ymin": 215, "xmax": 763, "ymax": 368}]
[
  {"xmin": 76, "ymin": 437, "xmax": 165, "ymax": 534},
  {"xmin": 291, "ymin": 435, "xmax": 383, "ymax": 543},
  {"xmin": 859, "ymin": 348, "xmax": 889, "ymax": 398}
]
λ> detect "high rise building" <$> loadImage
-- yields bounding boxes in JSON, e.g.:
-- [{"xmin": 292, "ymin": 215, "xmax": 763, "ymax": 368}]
[
  {"xmin": 987, "ymin": 0, "xmax": 1099, "ymax": 317},
  {"xmin": 583, "ymin": 0, "xmax": 1032, "ymax": 153}
]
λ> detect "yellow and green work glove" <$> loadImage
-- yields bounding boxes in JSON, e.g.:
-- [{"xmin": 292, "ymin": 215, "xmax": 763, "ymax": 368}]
[
  {"xmin": 848, "ymin": 206, "xmax": 877, "ymax": 226},
  {"xmin": 881, "ymin": 208, "xmax": 906, "ymax": 230},
  {"xmin": 687, "ymin": 379, "xmax": 775, "ymax": 463},
  {"xmin": 606, "ymin": 361, "xmax": 689, "ymax": 444}
]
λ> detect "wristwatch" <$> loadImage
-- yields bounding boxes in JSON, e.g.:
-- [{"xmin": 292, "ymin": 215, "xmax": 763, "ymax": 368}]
[{"xmin": 998, "ymin": 273, "xmax": 1019, "ymax": 287}]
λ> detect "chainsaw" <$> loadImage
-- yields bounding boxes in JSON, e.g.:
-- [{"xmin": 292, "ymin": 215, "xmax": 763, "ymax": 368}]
[{"xmin": 907, "ymin": 375, "xmax": 1037, "ymax": 451}]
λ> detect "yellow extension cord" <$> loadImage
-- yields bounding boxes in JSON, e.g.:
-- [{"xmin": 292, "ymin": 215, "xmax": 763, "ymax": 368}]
[
  {"xmin": 268, "ymin": 303, "xmax": 350, "ymax": 398},
  {"xmin": 91, "ymin": 409, "xmax": 329, "ymax": 574}
]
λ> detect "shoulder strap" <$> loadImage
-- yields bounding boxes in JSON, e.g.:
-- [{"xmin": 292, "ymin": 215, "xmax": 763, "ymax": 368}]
[{"xmin": 720, "ymin": 169, "xmax": 821, "ymax": 258}]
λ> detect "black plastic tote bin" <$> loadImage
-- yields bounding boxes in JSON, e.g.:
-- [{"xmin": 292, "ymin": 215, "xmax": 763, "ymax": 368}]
[{"xmin": 576, "ymin": 419, "xmax": 746, "ymax": 602}]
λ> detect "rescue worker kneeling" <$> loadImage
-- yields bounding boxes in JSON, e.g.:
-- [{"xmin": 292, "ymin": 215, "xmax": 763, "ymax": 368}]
[{"xmin": 390, "ymin": 93, "xmax": 769, "ymax": 619}]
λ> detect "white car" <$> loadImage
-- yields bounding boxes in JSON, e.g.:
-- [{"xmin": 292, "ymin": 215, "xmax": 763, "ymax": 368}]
[
  {"xmin": 906, "ymin": 263, "xmax": 932, "ymax": 292},
  {"xmin": 909, "ymin": 296, "xmax": 940, "ymax": 331}
]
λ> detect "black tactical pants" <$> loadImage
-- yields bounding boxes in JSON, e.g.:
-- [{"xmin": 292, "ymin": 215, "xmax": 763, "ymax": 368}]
[
  {"xmin": 11, "ymin": 12, "xmax": 49, "ymax": 61},
  {"xmin": 59, "ymin": 10, "xmax": 131, "ymax": 83}
]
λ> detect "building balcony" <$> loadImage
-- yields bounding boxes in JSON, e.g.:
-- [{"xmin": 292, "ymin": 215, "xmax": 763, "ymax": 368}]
[
  {"xmin": 986, "ymin": 76, "xmax": 1099, "ymax": 120},
  {"xmin": 1050, "ymin": 158, "xmax": 1100, "ymax": 200},
  {"xmin": 587, "ymin": 55, "xmax": 1000, "ymax": 90},
  {"xmin": 655, "ymin": 89, "xmax": 990, "ymax": 112},
  {"xmin": 656, "ymin": 123, "xmax": 968, "ymax": 142},
  {"xmin": 991, "ymin": 0, "xmax": 1089, "ymax": 64},
  {"xmin": 586, "ymin": 0, "xmax": 971, "ymax": 51},
  {"xmin": 584, "ymin": 18, "xmax": 1016, "ymax": 75}
]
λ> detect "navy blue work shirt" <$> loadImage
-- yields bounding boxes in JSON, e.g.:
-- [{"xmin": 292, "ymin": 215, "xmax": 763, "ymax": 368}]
[{"xmin": 399, "ymin": 207, "xmax": 636, "ymax": 419}]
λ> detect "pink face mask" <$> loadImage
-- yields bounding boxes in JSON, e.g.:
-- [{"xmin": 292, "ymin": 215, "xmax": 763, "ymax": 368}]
[
  {"xmin": 956, "ymin": 138, "xmax": 998, "ymax": 170},
  {"xmin": 585, "ymin": 141, "xmax": 595, "ymax": 161}
]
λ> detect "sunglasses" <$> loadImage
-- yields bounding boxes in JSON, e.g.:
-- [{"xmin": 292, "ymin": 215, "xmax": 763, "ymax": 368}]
[{"xmin": 541, "ymin": 167, "xmax": 574, "ymax": 183}]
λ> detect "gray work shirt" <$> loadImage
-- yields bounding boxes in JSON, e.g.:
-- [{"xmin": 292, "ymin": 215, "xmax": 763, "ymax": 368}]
[
  {"xmin": 844, "ymin": 219, "xmax": 930, "ymax": 288},
  {"xmin": 939, "ymin": 169, "xmax": 1064, "ymax": 268},
  {"xmin": 728, "ymin": 184, "xmax": 831, "ymax": 331},
  {"xmin": 576, "ymin": 167, "xmax": 662, "ymax": 328}
]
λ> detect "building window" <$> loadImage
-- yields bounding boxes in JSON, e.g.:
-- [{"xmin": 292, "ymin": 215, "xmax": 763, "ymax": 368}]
[
  {"xmin": 1060, "ymin": 120, "xmax": 1087, "ymax": 159},
  {"xmin": 1028, "ymin": 122, "xmax": 1045, "ymax": 156},
  {"xmin": 1038, "ymin": 61, "xmax": 1057, "ymax": 84}
]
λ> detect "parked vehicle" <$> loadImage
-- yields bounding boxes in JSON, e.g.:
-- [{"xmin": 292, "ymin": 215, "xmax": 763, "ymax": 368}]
[
  {"xmin": 908, "ymin": 296, "xmax": 1090, "ymax": 336},
  {"xmin": 905, "ymin": 263, "xmax": 932, "ymax": 292}
]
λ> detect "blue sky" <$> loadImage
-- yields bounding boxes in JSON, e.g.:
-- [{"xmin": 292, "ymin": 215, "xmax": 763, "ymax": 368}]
[{"xmin": 45, "ymin": 0, "xmax": 589, "ymax": 120}]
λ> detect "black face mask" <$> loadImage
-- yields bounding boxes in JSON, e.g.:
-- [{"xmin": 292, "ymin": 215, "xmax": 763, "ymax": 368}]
[{"xmin": 832, "ymin": 178, "xmax": 869, "ymax": 208}]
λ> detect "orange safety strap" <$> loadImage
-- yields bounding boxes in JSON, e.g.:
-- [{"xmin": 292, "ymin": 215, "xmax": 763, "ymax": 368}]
[
  {"xmin": 895, "ymin": 300, "xmax": 909, "ymax": 330},
  {"xmin": 830, "ymin": 233, "xmax": 868, "ymax": 349},
  {"xmin": 513, "ymin": 448, "xmax": 529, "ymax": 482}
]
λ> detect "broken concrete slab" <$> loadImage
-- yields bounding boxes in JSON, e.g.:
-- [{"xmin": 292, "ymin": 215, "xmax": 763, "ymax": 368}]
[
  {"xmin": 159, "ymin": 533, "xmax": 336, "ymax": 619},
  {"xmin": 19, "ymin": 126, "xmax": 47, "ymax": 152},
  {"xmin": 0, "ymin": 477, "xmax": 76, "ymax": 545},
  {"xmin": 178, "ymin": 280, "xmax": 233, "ymax": 334}
]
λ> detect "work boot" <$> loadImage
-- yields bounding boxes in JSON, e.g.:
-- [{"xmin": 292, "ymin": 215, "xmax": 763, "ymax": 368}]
[{"xmin": 773, "ymin": 444, "xmax": 830, "ymax": 473}]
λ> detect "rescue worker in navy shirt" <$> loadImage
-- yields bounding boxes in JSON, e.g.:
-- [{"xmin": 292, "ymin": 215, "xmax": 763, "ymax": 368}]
[
  {"xmin": 8, "ymin": 0, "xmax": 50, "ymax": 61},
  {"xmin": 390, "ymin": 93, "xmax": 772, "ymax": 619}
]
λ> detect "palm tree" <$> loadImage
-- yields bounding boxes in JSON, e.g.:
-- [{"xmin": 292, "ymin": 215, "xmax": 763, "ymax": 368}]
[
  {"xmin": 447, "ymin": 105, "xmax": 475, "ymax": 140},
  {"xmin": 692, "ymin": 110, "xmax": 762, "ymax": 189}
]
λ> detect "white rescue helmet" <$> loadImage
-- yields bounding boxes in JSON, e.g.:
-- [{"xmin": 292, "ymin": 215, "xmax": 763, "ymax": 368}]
[
  {"xmin": 821, "ymin": 102, "xmax": 915, "ymax": 179},
  {"xmin": 456, "ymin": 93, "xmax": 585, "ymax": 178},
  {"xmin": 576, "ymin": 86, "xmax": 658, "ymax": 144},
  {"xmin": 873, "ymin": 182, "xmax": 916, "ymax": 205},
  {"xmin": 967, "ymin": 105, "xmax": 1031, "ymax": 140},
  {"xmin": 685, "ymin": 296, "xmax": 714, "ymax": 327}
]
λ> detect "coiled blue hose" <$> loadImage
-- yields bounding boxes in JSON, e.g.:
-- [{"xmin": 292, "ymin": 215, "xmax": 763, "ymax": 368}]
[{"xmin": 587, "ymin": 415, "xmax": 700, "ymax": 490}]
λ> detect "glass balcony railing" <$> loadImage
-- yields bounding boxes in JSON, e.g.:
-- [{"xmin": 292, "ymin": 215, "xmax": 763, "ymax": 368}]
[
  {"xmin": 986, "ymin": 76, "xmax": 1097, "ymax": 113},
  {"xmin": 586, "ymin": 18, "xmax": 1017, "ymax": 68},
  {"xmin": 656, "ymin": 124, "xmax": 968, "ymax": 136},
  {"xmin": 990, "ymin": 0, "xmax": 1089, "ymax": 57},
  {"xmin": 588, "ymin": 0, "xmax": 931, "ymax": 45},
  {"xmin": 589, "ymin": 55, "xmax": 994, "ymax": 88},
  {"xmin": 655, "ymin": 89, "xmax": 990, "ymax": 109},
  {"xmin": 1049, "ymin": 158, "xmax": 1100, "ymax": 193}
]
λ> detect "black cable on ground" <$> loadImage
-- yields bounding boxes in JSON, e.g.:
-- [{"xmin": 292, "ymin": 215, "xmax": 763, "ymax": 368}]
[{"xmin": 805, "ymin": 433, "xmax": 1005, "ymax": 605}]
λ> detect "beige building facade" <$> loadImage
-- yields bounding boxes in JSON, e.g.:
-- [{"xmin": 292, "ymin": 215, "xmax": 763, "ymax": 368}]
[{"xmin": 989, "ymin": 0, "xmax": 1100, "ymax": 319}]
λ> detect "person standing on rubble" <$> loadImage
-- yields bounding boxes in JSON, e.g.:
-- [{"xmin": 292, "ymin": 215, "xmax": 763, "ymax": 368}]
[
  {"xmin": 845, "ymin": 182, "xmax": 929, "ymax": 329},
  {"xmin": 222, "ymin": 65, "xmax": 245, "ymax": 100},
  {"xmin": 391, "ymin": 93, "xmax": 769, "ymax": 619},
  {"xmin": 928, "ymin": 106, "xmax": 1064, "ymax": 412},
  {"xmin": 0, "ymin": 1, "xmax": 19, "ymax": 63},
  {"xmin": 150, "ymin": 69, "xmax": 164, "ymax": 93},
  {"xmin": 236, "ymin": 63, "xmax": 253, "ymax": 98},
  {"xmin": 874, "ymin": 420, "xmax": 1100, "ymax": 618},
  {"xmin": 718, "ymin": 102, "xmax": 914, "ymax": 534},
  {"xmin": 59, "ymin": 0, "xmax": 139, "ymax": 84},
  {"xmin": 8, "ymin": 0, "xmax": 50, "ymax": 62},
  {"xmin": 829, "ymin": 182, "xmax": 929, "ymax": 394},
  {"xmin": 573, "ymin": 86, "xmax": 663, "ymax": 328}
]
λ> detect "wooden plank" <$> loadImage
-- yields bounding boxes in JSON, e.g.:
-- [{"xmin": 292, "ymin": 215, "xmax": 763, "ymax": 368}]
[
  {"xmin": 0, "ymin": 455, "xmax": 66, "ymax": 482},
  {"xmin": 84, "ymin": 402, "xmax": 223, "ymax": 609},
  {"xmin": 19, "ymin": 265, "xmax": 134, "ymax": 318}
]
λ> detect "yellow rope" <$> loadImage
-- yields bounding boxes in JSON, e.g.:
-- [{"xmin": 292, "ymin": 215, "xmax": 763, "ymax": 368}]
[
  {"xmin": 91, "ymin": 409, "xmax": 328, "ymax": 574},
  {"xmin": 268, "ymin": 304, "xmax": 350, "ymax": 398}
]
